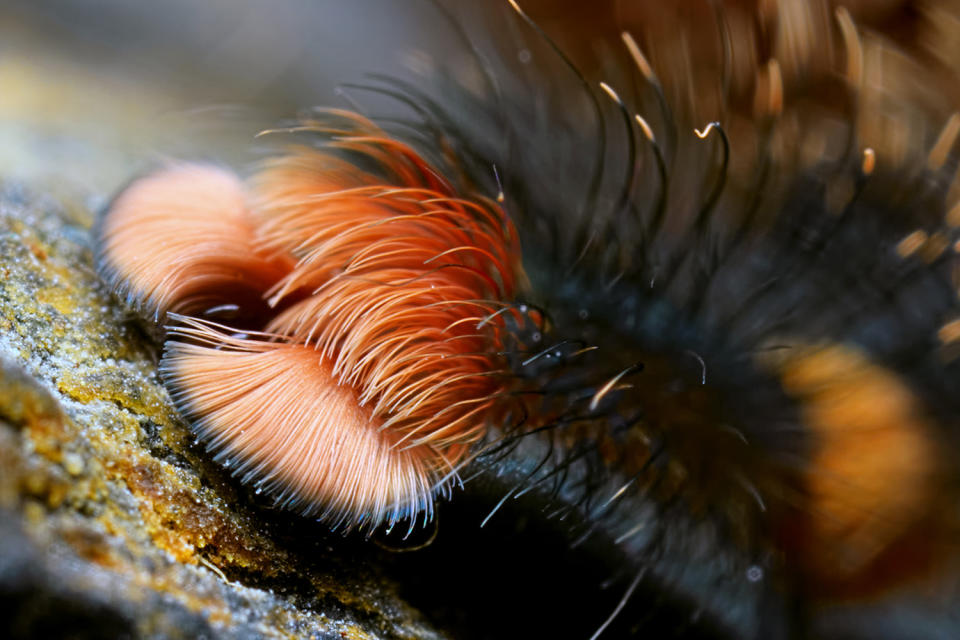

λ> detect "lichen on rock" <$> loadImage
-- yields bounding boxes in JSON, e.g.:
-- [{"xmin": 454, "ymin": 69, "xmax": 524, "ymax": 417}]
[{"xmin": 0, "ymin": 185, "xmax": 447, "ymax": 640}]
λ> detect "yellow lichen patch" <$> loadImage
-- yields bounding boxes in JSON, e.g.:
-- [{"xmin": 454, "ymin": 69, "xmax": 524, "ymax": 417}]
[
  {"xmin": 338, "ymin": 625, "xmax": 378, "ymax": 640},
  {"xmin": 25, "ymin": 238, "xmax": 48, "ymax": 261},
  {"xmin": 0, "ymin": 361, "xmax": 68, "ymax": 431},
  {"xmin": 57, "ymin": 369, "xmax": 169, "ymax": 421},
  {"xmin": 0, "ymin": 418, "xmax": 69, "ymax": 512},
  {"xmin": 0, "ymin": 360, "xmax": 70, "ymax": 465},
  {"xmin": 779, "ymin": 344, "xmax": 941, "ymax": 589},
  {"xmin": 35, "ymin": 285, "xmax": 77, "ymax": 316},
  {"xmin": 111, "ymin": 453, "xmax": 284, "ymax": 572}
]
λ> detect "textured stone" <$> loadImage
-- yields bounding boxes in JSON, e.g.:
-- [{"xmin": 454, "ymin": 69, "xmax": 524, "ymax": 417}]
[{"xmin": 0, "ymin": 186, "xmax": 446, "ymax": 640}]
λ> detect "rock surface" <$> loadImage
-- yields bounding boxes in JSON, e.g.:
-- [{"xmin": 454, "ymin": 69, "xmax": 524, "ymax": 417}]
[{"xmin": 0, "ymin": 186, "xmax": 446, "ymax": 640}]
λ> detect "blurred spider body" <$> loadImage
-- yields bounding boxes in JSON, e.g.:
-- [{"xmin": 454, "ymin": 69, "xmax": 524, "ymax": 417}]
[{"xmin": 96, "ymin": 1, "xmax": 960, "ymax": 638}]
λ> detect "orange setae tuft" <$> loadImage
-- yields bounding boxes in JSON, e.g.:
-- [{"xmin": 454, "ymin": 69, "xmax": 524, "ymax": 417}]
[
  {"xmin": 161, "ymin": 319, "xmax": 436, "ymax": 527},
  {"xmin": 96, "ymin": 163, "xmax": 292, "ymax": 321},
  {"xmin": 100, "ymin": 114, "xmax": 522, "ymax": 530},
  {"xmin": 249, "ymin": 115, "xmax": 520, "ymax": 468}
]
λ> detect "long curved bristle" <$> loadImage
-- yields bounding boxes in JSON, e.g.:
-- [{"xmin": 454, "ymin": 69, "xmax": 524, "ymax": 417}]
[{"xmin": 96, "ymin": 163, "xmax": 292, "ymax": 320}]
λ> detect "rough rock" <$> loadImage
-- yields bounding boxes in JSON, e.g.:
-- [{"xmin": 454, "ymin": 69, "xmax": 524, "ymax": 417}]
[{"xmin": 0, "ymin": 185, "xmax": 447, "ymax": 640}]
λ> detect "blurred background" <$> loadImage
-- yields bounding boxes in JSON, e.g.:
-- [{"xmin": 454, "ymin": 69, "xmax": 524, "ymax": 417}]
[
  {"xmin": 3, "ymin": 0, "xmax": 959, "ymax": 199},
  {"xmin": 0, "ymin": 0, "xmax": 448, "ymax": 194}
]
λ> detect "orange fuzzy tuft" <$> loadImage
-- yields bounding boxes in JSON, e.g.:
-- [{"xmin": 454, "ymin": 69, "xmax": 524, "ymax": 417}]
[
  {"xmin": 249, "ymin": 115, "xmax": 519, "ymax": 466},
  {"xmin": 102, "ymin": 114, "xmax": 522, "ymax": 530},
  {"xmin": 161, "ymin": 318, "xmax": 436, "ymax": 527},
  {"xmin": 96, "ymin": 163, "xmax": 292, "ymax": 320}
]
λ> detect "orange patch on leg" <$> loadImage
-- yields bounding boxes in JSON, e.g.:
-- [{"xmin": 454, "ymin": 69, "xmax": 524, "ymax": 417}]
[{"xmin": 780, "ymin": 344, "xmax": 943, "ymax": 594}]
